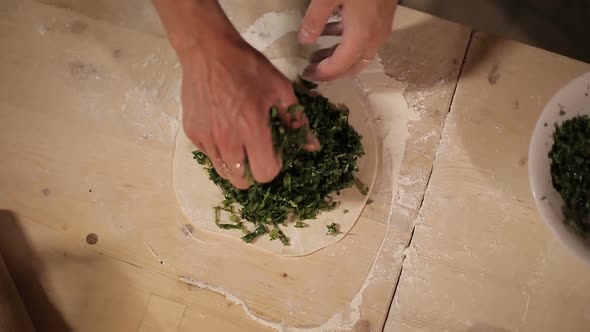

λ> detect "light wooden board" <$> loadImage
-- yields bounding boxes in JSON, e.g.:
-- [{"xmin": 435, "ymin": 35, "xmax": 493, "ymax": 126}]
[
  {"xmin": 0, "ymin": 1, "xmax": 470, "ymax": 330},
  {"xmin": 385, "ymin": 33, "xmax": 590, "ymax": 332}
]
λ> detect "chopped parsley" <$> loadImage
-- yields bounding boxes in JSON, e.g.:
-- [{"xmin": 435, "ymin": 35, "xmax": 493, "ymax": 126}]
[
  {"xmin": 549, "ymin": 114, "xmax": 590, "ymax": 234},
  {"xmin": 193, "ymin": 80, "xmax": 364, "ymax": 245},
  {"xmin": 326, "ymin": 223, "xmax": 341, "ymax": 236}
]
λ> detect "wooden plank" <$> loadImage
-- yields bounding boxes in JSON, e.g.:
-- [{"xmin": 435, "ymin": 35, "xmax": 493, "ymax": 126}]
[
  {"xmin": 138, "ymin": 294, "xmax": 186, "ymax": 332},
  {"xmin": 385, "ymin": 33, "xmax": 590, "ymax": 331}
]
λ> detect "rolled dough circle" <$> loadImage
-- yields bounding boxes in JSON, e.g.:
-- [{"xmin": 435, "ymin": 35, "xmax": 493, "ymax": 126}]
[{"xmin": 172, "ymin": 57, "xmax": 378, "ymax": 256}]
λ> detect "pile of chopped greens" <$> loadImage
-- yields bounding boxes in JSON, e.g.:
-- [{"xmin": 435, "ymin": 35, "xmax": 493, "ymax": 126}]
[
  {"xmin": 549, "ymin": 114, "xmax": 590, "ymax": 234},
  {"xmin": 193, "ymin": 80, "xmax": 365, "ymax": 245}
]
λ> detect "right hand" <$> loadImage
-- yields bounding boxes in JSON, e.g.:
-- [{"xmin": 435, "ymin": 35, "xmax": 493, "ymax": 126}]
[{"xmin": 178, "ymin": 37, "xmax": 320, "ymax": 189}]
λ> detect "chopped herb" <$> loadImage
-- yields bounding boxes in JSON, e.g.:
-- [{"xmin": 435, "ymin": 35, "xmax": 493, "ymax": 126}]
[
  {"xmin": 217, "ymin": 222, "xmax": 245, "ymax": 230},
  {"xmin": 300, "ymin": 77, "xmax": 318, "ymax": 89},
  {"xmin": 269, "ymin": 227, "xmax": 279, "ymax": 239},
  {"xmin": 354, "ymin": 178, "xmax": 369, "ymax": 196},
  {"xmin": 213, "ymin": 206, "xmax": 221, "ymax": 223},
  {"xmin": 214, "ymin": 207, "xmax": 245, "ymax": 230},
  {"xmin": 326, "ymin": 223, "xmax": 341, "ymax": 236},
  {"xmin": 269, "ymin": 227, "xmax": 290, "ymax": 245},
  {"xmin": 343, "ymin": 209, "xmax": 349, "ymax": 214},
  {"xmin": 193, "ymin": 81, "xmax": 364, "ymax": 245},
  {"xmin": 294, "ymin": 221, "xmax": 309, "ymax": 228},
  {"xmin": 194, "ymin": 151, "xmax": 208, "ymax": 164},
  {"xmin": 242, "ymin": 224, "xmax": 268, "ymax": 243},
  {"xmin": 559, "ymin": 109, "xmax": 566, "ymax": 116},
  {"xmin": 288, "ymin": 104, "xmax": 305, "ymax": 116},
  {"xmin": 244, "ymin": 163, "xmax": 255, "ymax": 186},
  {"xmin": 549, "ymin": 115, "xmax": 590, "ymax": 234},
  {"xmin": 366, "ymin": 199, "xmax": 374, "ymax": 205},
  {"xmin": 271, "ymin": 106, "xmax": 279, "ymax": 118}
]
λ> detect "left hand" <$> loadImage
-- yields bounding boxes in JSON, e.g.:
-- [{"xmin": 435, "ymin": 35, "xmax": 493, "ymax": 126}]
[{"xmin": 299, "ymin": 0, "xmax": 398, "ymax": 81}]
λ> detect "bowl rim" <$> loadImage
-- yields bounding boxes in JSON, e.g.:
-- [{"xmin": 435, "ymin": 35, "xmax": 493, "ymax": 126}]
[{"xmin": 528, "ymin": 70, "xmax": 590, "ymax": 264}]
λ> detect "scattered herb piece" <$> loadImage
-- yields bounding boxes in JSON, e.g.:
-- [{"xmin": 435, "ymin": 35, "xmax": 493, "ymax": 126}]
[
  {"xmin": 354, "ymin": 178, "xmax": 369, "ymax": 196},
  {"xmin": 269, "ymin": 227, "xmax": 290, "ymax": 245},
  {"xmin": 343, "ymin": 209, "xmax": 349, "ymax": 214},
  {"xmin": 213, "ymin": 206, "xmax": 221, "ymax": 224},
  {"xmin": 193, "ymin": 81, "xmax": 364, "ymax": 245},
  {"xmin": 242, "ymin": 224, "xmax": 268, "ymax": 243},
  {"xmin": 549, "ymin": 115, "xmax": 590, "ymax": 234},
  {"xmin": 559, "ymin": 109, "xmax": 566, "ymax": 116},
  {"xmin": 217, "ymin": 222, "xmax": 245, "ymax": 230},
  {"xmin": 214, "ymin": 207, "xmax": 245, "ymax": 230},
  {"xmin": 269, "ymin": 227, "xmax": 280, "ymax": 240},
  {"xmin": 326, "ymin": 223, "xmax": 341, "ymax": 236},
  {"xmin": 366, "ymin": 199, "xmax": 374, "ymax": 205},
  {"xmin": 294, "ymin": 221, "xmax": 309, "ymax": 228}
]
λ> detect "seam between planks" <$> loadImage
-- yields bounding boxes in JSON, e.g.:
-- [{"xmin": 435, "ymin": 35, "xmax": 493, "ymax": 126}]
[{"xmin": 380, "ymin": 29, "xmax": 475, "ymax": 332}]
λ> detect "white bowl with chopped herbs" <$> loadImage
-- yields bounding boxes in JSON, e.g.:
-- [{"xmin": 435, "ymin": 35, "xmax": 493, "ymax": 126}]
[{"xmin": 529, "ymin": 71, "xmax": 590, "ymax": 264}]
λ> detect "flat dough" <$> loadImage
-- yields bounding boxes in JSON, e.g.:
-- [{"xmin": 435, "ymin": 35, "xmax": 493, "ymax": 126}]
[{"xmin": 173, "ymin": 57, "xmax": 378, "ymax": 256}]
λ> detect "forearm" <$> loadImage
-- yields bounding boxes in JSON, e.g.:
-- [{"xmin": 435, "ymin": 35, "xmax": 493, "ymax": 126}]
[{"xmin": 152, "ymin": 0, "xmax": 241, "ymax": 54}]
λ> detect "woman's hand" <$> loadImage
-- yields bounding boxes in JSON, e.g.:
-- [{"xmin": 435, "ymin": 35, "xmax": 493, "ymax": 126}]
[
  {"xmin": 153, "ymin": 0, "xmax": 321, "ymax": 189},
  {"xmin": 299, "ymin": 0, "xmax": 398, "ymax": 81},
  {"xmin": 178, "ymin": 40, "xmax": 318, "ymax": 189}
]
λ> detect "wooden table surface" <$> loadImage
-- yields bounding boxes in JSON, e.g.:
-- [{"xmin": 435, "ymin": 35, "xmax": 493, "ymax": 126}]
[{"xmin": 0, "ymin": 1, "xmax": 589, "ymax": 332}]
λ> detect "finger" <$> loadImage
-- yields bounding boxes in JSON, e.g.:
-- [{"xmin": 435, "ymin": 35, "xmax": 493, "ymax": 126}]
[
  {"xmin": 305, "ymin": 132, "xmax": 321, "ymax": 152},
  {"xmin": 201, "ymin": 138, "xmax": 227, "ymax": 179},
  {"xmin": 240, "ymin": 111, "xmax": 282, "ymax": 184},
  {"xmin": 299, "ymin": 0, "xmax": 339, "ymax": 45},
  {"xmin": 274, "ymin": 83, "xmax": 308, "ymax": 130},
  {"xmin": 321, "ymin": 21, "xmax": 343, "ymax": 36},
  {"xmin": 309, "ymin": 44, "xmax": 338, "ymax": 64},
  {"xmin": 274, "ymin": 91, "xmax": 320, "ymax": 152},
  {"xmin": 215, "ymin": 138, "xmax": 249, "ymax": 189},
  {"xmin": 347, "ymin": 55, "xmax": 376, "ymax": 76},
  {"xmin": 305, "ymin": 30, "xmax": 366, "ymax": 81},
  {"xmin": 306, "ymin": 0, "xmax": 381, "ymax": 82},
  {"xmin": 221, "ymin": 153, "xmax": 249, "ymax": 189}
]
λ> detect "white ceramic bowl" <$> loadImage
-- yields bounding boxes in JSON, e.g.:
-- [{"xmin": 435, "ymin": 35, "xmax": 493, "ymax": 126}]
[{"xmin": 529, "ymin": 71, "xmax": 590, "ymax": 264}]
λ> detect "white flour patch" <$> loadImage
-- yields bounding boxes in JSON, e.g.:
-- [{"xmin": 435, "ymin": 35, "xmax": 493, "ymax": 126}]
[{"xmin": 241, "ymin": 10, "xmax": 303, "ymax": 52}]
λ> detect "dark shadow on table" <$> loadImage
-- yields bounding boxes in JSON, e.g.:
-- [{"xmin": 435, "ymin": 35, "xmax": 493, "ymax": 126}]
[
  {"xmin": 0, "ymin": 210, "xmax": 73, "ymax": 332},
  {"xmin": 377, "ymin": 12, "xmax": 498, "ymax": 93},
  {"xmin": 400, "ymin": 0, "xmax": 590, "ymax": 63}
]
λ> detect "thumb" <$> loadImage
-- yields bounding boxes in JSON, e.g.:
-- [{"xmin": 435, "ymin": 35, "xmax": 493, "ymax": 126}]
[{"xmin": 299, "ymin": 0, "xmax": 340, "ymax": 45}]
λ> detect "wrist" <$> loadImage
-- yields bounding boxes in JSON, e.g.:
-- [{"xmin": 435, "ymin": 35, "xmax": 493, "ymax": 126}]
[{"xmin": 153, "ymin": 0, "xmax": 242, "ymax": 55}]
